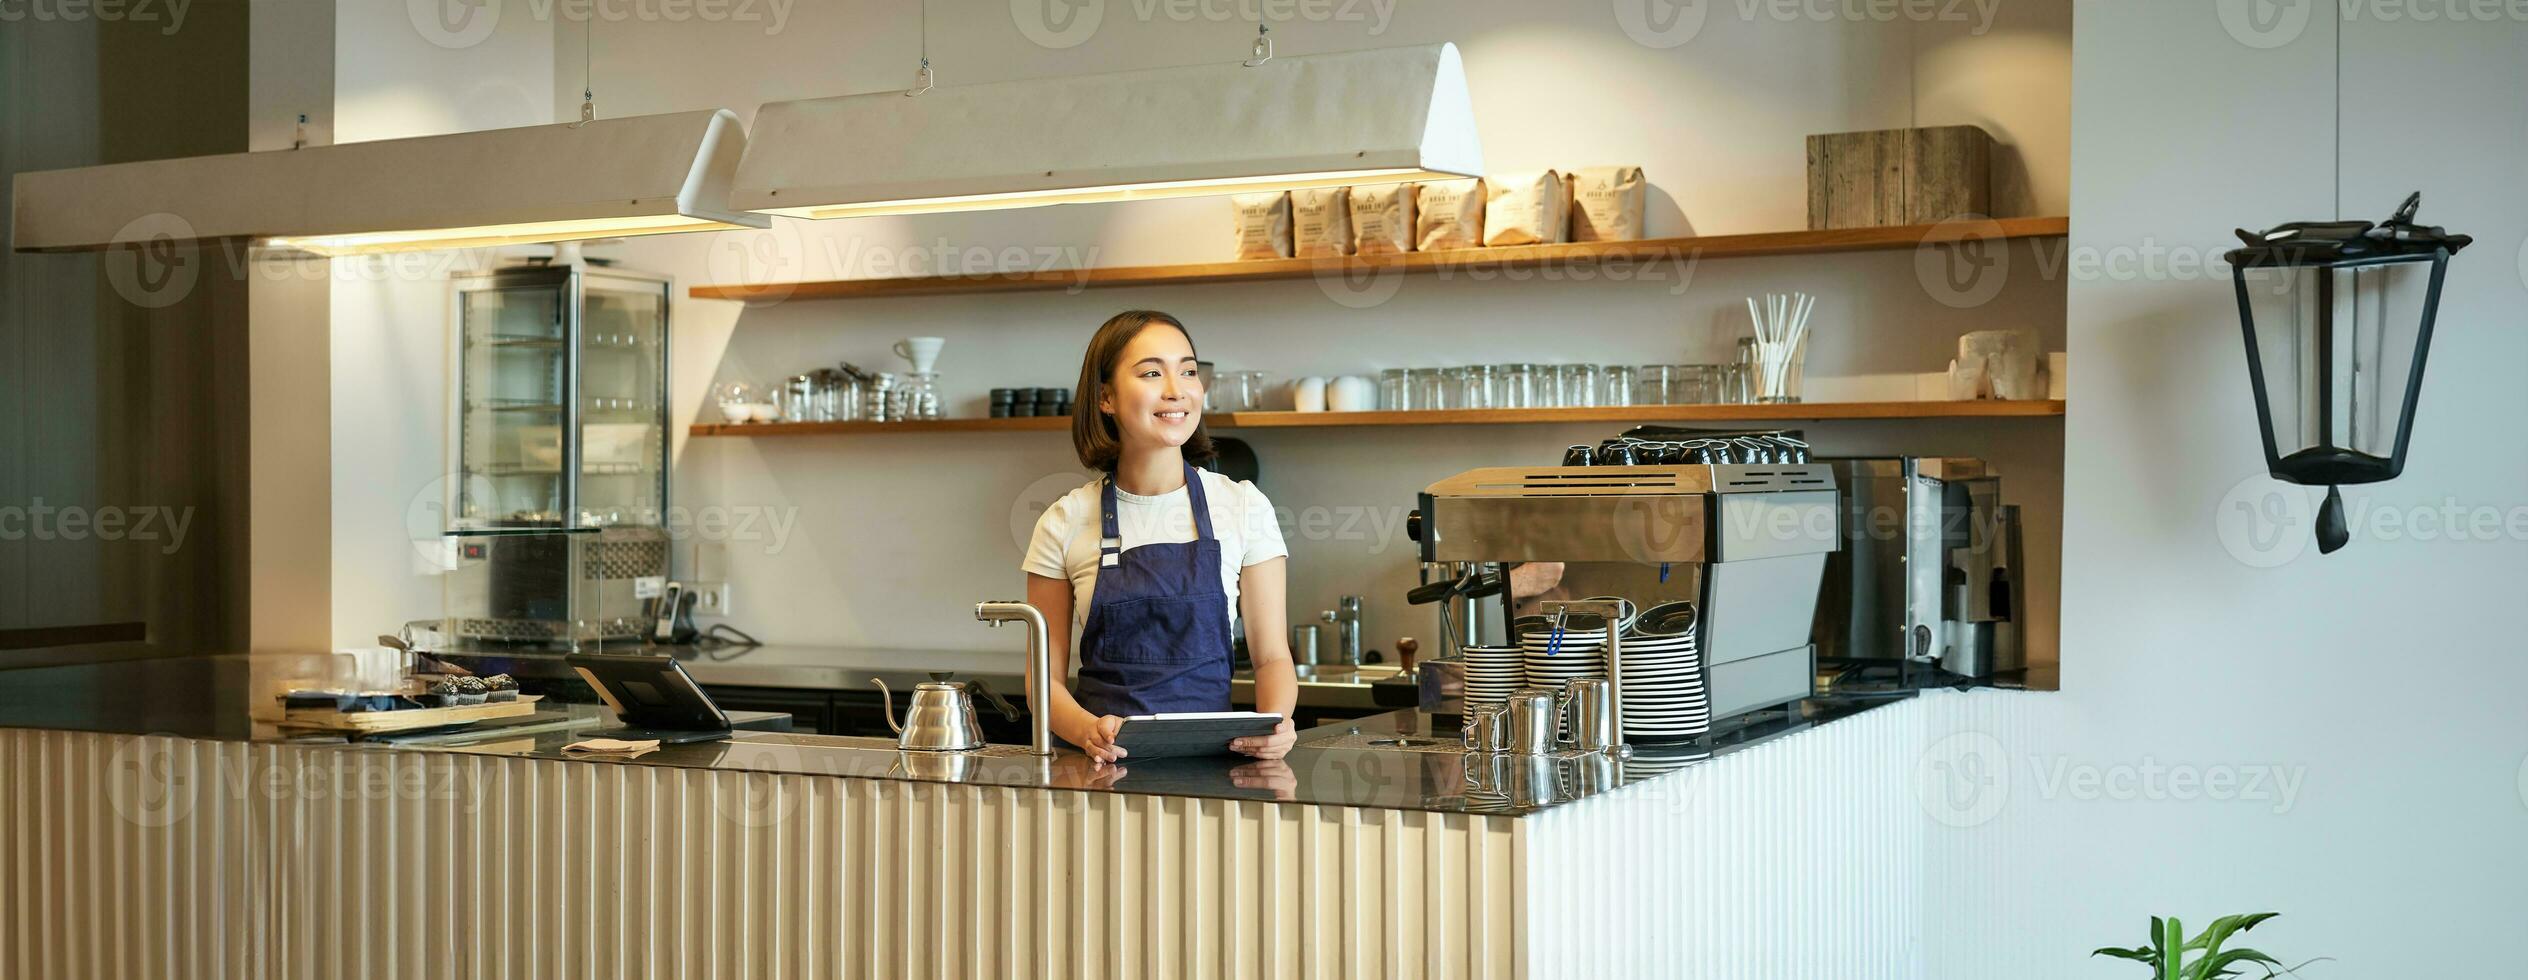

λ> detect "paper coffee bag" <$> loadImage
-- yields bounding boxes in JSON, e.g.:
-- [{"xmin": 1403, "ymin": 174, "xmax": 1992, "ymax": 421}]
[
  {"xmin": 1566, "ymin": 166, "xmax": 1647, "ymax": 242},
  {"xmin": 1415, "ymin": 178, "xmax": 1486, "ymax": 251},
  {"xmin": 1482, "ymin": 170, "xmax": 1567, "ymax": 247},
  {"xmin": 1232, "ymin": 191, "xmax": 1293, "ymax": 259},
  {"xmin": 1291, "ymin": 186, "xmax": 1354, "ymax": 257},
  {"xmin": 1349, "ymin": 183, "xmax": 1418, "ymax": 254}
]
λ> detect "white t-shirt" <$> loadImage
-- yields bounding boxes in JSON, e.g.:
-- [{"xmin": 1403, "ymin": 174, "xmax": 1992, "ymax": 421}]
[{"xmin": 1022, "ymin": 470, "xmax": 1288, "ymax": 628}]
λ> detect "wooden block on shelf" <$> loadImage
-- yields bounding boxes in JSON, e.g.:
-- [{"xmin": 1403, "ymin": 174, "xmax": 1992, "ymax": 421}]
[{"xmin": 1806, "ymin": 125, "xmax": 1993, "ymax": 230}]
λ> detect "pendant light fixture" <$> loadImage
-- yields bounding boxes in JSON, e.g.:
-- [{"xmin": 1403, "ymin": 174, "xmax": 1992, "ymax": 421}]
[
  {"xmin": 11, "ymin": 12, "xmax": 767, "ymax": 258},
  {"xmin": 732, "ymin": 41, "xmax": 1482, "ymax": 220},
  {"xmin": 2219, "ymin": 13, "xmax": 2471, "ymax": 554}
]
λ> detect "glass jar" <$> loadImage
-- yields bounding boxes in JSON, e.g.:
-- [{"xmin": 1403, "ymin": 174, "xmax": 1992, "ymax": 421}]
[{"xmin": 898, "ymin": 372, "xmax": 944, "ymax": 419}]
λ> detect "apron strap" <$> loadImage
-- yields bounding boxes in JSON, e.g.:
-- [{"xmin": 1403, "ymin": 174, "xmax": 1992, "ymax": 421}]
[
  {"xmin": 1098, "ymin": 464, "xmax": 1217, "ymax": 566},
  {"xmin": 1181, "ymin": 463, "xmax": 1217, "ymax": 541}
]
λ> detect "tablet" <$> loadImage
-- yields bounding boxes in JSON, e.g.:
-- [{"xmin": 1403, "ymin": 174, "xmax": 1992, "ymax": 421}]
[{"xmin": 1112, "ymin": 711, "xmax": 1284, "ymax": 760}]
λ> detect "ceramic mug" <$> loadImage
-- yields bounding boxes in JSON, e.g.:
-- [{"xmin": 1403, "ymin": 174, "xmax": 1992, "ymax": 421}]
[
  {"xmin": 1328, "ymin": 375, "xmax": 1377, "ymax": 412},
  {"xmin": 1293, "ymin": 376, "xmax": 1329, "ymax": 413}
]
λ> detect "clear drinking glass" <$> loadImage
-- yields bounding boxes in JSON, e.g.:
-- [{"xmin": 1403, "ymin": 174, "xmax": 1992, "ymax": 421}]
[
  {"xmin": 1484, "ymin": 363, "xmax": 1521, "ymax": 409},
  {"xmin": 1558, "ymin": 364, "xmax": 1600, "ymax": 408},
  {"xmin": 1219, "ymin": 371, "xmax": 1271, "ymax": 412},
  {"xmin": 1637, "ymin": 364, "xmax": 1676, "ymax": 405},
  {"xmin": 1601, "ymin": 365, "xmax": 1635, "ymax": 406},
  {"xmin": 1414, "ymin": 368, "xmax": 1451, "ymax": 410},
  {"xmin": 1460, "ymin": 365, "xmax": 1495, "ymax": 409},
  {"xmin": 1379, "ymin": 368, "xmax": 1411, "ymax": 411}
]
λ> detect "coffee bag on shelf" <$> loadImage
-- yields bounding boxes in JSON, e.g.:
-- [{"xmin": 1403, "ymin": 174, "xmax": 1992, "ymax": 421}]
[
  {"xmin": 1415, "ymin": 177, "xmax": 1486, "ymax": 251},
  {"xmin": 1350, "ymin": 182, "xmax": 1418, "ymax": 254},
  {"xmin": 1232, "ymin": 191, "xmax": 1293, "ymax": 259},
  {"xmin": 1566, "ymin": 166, "xmax": 1647, "ymax": 242},
  {"xmin": 1291, "ymin": 186, "xmax": 1354, "ymax": 257},
  {"xmin": 1482, "ymin": 170, "xmax": 1567, "ymax": 247}
]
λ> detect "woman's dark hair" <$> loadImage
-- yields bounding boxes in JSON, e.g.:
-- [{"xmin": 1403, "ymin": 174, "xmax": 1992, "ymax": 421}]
[{"xmin": 1072, "ymin": 310, "xmax": 1218, "ymax": 473}]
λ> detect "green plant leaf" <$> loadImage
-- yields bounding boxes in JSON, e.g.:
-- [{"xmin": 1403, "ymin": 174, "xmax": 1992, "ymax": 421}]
[
  {"xmin": 2188, "ymin": 912, "xmax": 2280, "ymax": 954},
  {"xmin": 2093, "ymin": 946, "xmax": 2157, "ymax": 962},
  {"xmin": 2162, "ymin": 918, "xmax": 2186, "ymax": 980}
]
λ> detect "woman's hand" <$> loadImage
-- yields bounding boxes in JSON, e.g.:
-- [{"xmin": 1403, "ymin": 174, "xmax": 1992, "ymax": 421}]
[
  {"xmin": 1228, "ymin": 759, "xmax": 1296, "ymax": 800},
  {"xmin": 1067, "ymin": 714, "xmax": 1130, "ymax": 764},
  {"xmin": 1231, "ymin": 717, "xmax": 1296, "ymax": 760}
]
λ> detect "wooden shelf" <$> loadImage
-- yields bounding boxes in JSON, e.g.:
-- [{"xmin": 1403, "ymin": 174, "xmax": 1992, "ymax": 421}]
[
  {"xmin": 688, "ymin": 400, "xmax": 2063, "ymax": 437},
  {"xmin": 687, "ymin": 217, "xmax": 2069, "ymax": 303}
]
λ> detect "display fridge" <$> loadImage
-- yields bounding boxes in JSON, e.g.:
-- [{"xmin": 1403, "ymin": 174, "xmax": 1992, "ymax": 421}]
[{"xmin": 438, "ymin": 260, "xmax": 673, "ymax": 646}]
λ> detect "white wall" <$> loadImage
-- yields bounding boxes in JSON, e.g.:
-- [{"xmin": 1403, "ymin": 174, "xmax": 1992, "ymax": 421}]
[
  {"xmin": 1917, "ymin": 2, "xmax": 2528, "ymax": 975},
  {"xmin": 545, "ymin": 0, "xmax": 2073, "ymax": 661},
  {"xmin": 326, "ymin": 1, "xmax": 556, "ymax": 646}
]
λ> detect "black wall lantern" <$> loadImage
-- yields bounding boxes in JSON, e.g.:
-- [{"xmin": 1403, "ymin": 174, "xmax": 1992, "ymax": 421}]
[{"xmin": 2225, "ymin": 192, "xmax": 2470, "ymax": 554}]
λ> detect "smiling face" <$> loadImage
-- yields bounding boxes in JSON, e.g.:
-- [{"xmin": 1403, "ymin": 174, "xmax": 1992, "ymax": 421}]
[{"xmin": 1097, "ymin": 321, "xmax": 1205, "ymax": 454}]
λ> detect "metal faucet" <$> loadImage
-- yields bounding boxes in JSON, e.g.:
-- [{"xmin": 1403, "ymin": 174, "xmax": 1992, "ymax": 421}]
[
  {"xmin": 1320, "ymin": 595, "xmax": 1363, "ymax": 666},
  {"xmin": 974, "ymin": 600, "xmax": 1054, "ymax": 756},
  {"xmin": 1541, "ymin": 599, "xmax": 1626, "ymax": 750}
]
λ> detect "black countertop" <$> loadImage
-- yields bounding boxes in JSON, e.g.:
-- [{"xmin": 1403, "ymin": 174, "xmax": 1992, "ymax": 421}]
[{"xmin": 0, "ymin": 652, "xmax": 1958, "ymax": 816}]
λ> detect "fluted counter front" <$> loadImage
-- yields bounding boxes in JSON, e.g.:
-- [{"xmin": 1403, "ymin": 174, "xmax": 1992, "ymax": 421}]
[{"xmin": 0, "ymin": 653, "xmax": 1995, "ymax": 978}]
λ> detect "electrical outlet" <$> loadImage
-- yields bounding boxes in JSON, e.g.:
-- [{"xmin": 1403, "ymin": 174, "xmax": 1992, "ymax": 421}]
[{"xmin": 693, "ymin": 581, "xmax": 733, "ymax": 617}]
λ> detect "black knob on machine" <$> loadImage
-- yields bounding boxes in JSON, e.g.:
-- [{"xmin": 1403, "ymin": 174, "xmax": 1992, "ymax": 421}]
[{"xmin": 1405, "ymin": 509, "xmax": 1423, "ymax": 543}]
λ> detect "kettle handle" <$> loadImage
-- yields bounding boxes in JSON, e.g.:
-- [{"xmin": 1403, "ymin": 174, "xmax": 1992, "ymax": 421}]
[{"xmin": 870, "ymin": 678, "xmax": 904, "ymax": 734}]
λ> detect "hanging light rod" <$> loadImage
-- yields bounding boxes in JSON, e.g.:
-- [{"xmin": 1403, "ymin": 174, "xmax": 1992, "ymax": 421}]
[
  {"xmin": 734, "ymin": 42, "xmax": 1483, "ymax": 220},
  {"xmin": 10, "ymin": 109, "xmax": 767, "ymax": 257}
]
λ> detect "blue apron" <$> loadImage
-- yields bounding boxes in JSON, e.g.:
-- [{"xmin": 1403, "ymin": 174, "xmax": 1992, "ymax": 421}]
[{"xmin": 1071, "ymin": 464, "xmax": 1236, "ymax": 718}]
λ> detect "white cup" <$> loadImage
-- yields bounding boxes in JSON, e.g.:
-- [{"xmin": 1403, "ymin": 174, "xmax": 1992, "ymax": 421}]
[
  {"xmin": 1293, "ymin": 376, "xmax": 1328, "ymax": 413},
  {"xmin": 892, "ymin": 336, "xmax": 946, "ymax": 373},
  {"xmin": 1328, "ymin": 375, "xmax": 1377, "ymax": 412}
]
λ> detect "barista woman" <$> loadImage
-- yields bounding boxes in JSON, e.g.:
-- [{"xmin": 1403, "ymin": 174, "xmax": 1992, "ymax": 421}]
[{"xmin": 1020, "ymin": 311, "xmax": 1299, "ymax": 763}]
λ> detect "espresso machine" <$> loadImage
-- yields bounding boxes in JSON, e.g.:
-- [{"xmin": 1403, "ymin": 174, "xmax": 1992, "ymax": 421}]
[
  {"xmin": 1811, "ymin": 457, "xmax": 2024, "ymax": 680},
  {"xmin": 1406, "ymin": 463, "xmax": 1840, "ymax": 727}
]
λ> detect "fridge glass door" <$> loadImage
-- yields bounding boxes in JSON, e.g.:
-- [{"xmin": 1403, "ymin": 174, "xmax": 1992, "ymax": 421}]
[
  {"xmin": 456, "ymin": 276, "xmax": 570, "ymax": 527},
  {"xmin": 576, "ymin": 271, "xmax": 669, "ymax": 527}
]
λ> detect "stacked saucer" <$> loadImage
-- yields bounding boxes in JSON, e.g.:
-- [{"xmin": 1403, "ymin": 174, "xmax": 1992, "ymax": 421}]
[
  {"xmin": 1460, "ymin": 646, "xmax": 1526, "ymax": 709},
  {"xmin": 1612, "ymin": 630, "xmax": 1708, "ymax": 742}
]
